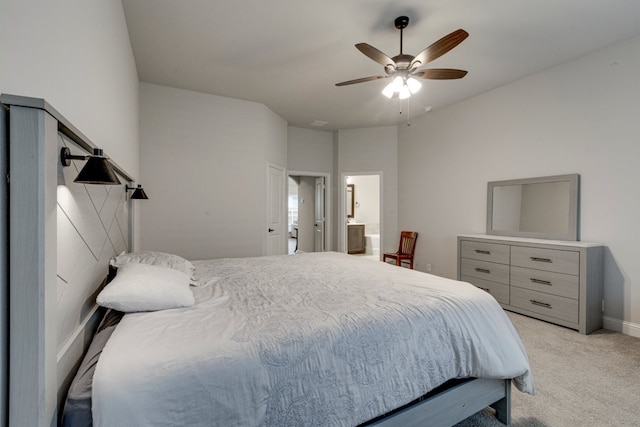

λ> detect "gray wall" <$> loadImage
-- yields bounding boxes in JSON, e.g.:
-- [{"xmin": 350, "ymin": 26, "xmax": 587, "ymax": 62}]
[
  {"xmin": 398, "ymin": 35, "xmax": 640, "ymax": 333},
  {"xmin": 287, "ymin": 127, "xmax": 333, "ymax": 174},
  {"xmin": 139, "ymin": 83, "xmax": 287, "ymax": 260}
]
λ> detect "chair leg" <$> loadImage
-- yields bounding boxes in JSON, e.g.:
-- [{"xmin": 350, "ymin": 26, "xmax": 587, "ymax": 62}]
[{"xmin": 396, "ymin": 258, "xmax": 400, "ymax": 266}]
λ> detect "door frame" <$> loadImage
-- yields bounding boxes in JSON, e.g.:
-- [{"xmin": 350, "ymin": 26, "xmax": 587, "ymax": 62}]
[
  {"xmin": 287, "ymin": 171, "xmax": 331, "ymax": 252},
  {"xmin": 340, "ymin": 172, "xmax": 383, "ymax": 256}
]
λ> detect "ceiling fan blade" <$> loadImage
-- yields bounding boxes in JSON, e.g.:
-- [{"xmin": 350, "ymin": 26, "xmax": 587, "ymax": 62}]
[
  {"xmin": 410, "ymin": 29, "xmax": 469, "ymax": 69},
  {"xmin": 413, "ymin": 68, "xmax": 468, "ymax": 80},
  {"xmin": 335, "ymin": 75, "xmax": 387, "ymax": 86},
  {"xmin": 355, "ymin": 43, "xmax": 396, "ymax": 68}
]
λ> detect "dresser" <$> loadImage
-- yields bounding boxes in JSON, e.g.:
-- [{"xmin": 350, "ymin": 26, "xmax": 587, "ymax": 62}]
[
  {"xmin": 457, "ymin": 234, "xmax": 604, "ymax": 334},
  {"xmin": 348, "ymin": 224, "xmax": 366, "ymax": 254}
]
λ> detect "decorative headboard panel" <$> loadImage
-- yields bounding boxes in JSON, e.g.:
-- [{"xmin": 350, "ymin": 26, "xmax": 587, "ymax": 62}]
[
  {"xmin": 56, "ymin": 132, "xmax": 130, "ymax": 414},
  {"xmin": 2, "ymin": 95, "xmax": 135, "ymax": 427}
]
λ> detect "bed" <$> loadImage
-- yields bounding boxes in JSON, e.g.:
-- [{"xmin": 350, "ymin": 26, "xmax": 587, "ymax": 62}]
[
  {"xmin": 63, "ymin": 251, "xmax": 534, "ymax": 427},
  {"xmin": 4, "ymin": 95, "xmax": 533, "ymax": 427}
]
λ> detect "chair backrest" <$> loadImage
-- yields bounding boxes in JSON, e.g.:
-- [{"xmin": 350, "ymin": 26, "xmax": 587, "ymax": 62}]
[{"xmin": 397, "ymin": 231, "xmax": 418, "ymax": 255}]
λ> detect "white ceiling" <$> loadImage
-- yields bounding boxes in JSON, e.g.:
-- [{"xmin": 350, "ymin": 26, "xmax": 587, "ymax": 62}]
[{"xmin": 122, "ymin": 0, "xmax": 640, "ymax": 132}]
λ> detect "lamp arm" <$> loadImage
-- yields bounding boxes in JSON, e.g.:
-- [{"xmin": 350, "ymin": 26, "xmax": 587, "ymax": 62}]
[{"xmin": 60, "ymin": 147, "xmax": 88, "ymax": 167}]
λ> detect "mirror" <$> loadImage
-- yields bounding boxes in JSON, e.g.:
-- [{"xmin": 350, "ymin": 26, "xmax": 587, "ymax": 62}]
[
  {"xmin": 487, "ymin": 174, "xmax": 579, "ymax": 241},
  {"xmin": 347, "ymin": 184, "xmax": 354, "ymax": 218}
]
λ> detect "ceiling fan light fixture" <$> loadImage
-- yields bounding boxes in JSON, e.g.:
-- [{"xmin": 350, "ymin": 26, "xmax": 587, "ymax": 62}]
[
  {"xmin": 391, "ymin": 76, "xmax": 404, "ymax": 91},
  {"xmin": 398, "ymin": 84, "xmax": 411, "ymax": 99},
  {"xmin": 383, "ymin": 76, "xmax": 417, "ymax": 99},
  {"xmin": 407, "ymin": 77, "xmax": 422, "ymax": 94},
  {"xmin": 382, "ymin": 82, "xmax": 396, "ymax": 98}
]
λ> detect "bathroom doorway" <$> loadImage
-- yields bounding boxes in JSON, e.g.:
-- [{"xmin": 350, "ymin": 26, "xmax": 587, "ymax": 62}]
[{"xmin": 342, "ymin": 173, "xmax": 382, "ymax": 260}]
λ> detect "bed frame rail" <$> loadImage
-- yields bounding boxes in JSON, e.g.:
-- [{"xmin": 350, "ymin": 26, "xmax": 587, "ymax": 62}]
[{"xmin": 369, "ymin": 378, "xmax": 511, "ymax": 427}]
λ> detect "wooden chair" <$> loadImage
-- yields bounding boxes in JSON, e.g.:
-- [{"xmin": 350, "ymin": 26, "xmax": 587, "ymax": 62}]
[{"xmin": 383, "ymin": 231, "xmax": 418, "ymax": 269}]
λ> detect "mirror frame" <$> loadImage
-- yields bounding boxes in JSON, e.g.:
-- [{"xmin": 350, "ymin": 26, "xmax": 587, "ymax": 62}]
[
  {"xmin": 346, "ymin": 184, "xmax": 355, "ymax": 218},
  {"xmin": 486, "ymin": 174, "xmax": 580, "ymax": 241}
]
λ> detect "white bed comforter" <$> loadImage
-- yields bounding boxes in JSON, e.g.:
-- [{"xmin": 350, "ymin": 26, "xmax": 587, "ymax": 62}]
[{"xmin": 93, "ymin": 252, "xmax": 534, "ymax": 427}]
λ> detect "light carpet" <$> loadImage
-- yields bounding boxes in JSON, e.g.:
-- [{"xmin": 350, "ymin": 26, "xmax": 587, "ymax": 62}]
[{"xmin": 454, "ymin": 312, "xmax": 640, "ymax": 427}]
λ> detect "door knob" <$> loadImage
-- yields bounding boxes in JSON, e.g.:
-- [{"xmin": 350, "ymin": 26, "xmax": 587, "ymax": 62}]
[{"xmin": 268, "ymin": 228, "xmax": 274, "ymax": 232}]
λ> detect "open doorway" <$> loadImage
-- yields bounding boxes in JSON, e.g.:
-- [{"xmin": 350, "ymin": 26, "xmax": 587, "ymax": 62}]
[
  {"xmin": 287, "ymin": 177, "xmax": 299, "ymax": 254},
  {"xmin": 287, "ymin": 172, "xmax": 330, "ymax": 254},
  {"xmin": 342, "ymin": 173, "xmax": 382, "ymax": 260}
]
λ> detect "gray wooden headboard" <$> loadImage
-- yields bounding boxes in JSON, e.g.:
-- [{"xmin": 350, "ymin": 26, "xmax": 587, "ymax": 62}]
[{"xmin": 1, "ymin": 95, "xmax": 136, "ymax": 427}]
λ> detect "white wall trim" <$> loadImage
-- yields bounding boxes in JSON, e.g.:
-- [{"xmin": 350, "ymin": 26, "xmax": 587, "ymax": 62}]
[{"xmin": 603, "ymin": 316, "xmax": 640, "ymax": 339}]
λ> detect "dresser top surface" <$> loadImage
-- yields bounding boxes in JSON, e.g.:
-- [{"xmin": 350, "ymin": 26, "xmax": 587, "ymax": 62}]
[{"xmin": 458, "ymin": 234, "xmax": 603, "ymax": 248}]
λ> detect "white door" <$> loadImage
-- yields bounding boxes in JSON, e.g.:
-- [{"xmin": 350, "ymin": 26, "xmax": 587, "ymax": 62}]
[
  {"xmin": 314, "ymin": 177, "xmax": 325, "ymax": 252},
  {"xmin": 266, "ymin": 164, "xmax": 285, "ymax": 255}
]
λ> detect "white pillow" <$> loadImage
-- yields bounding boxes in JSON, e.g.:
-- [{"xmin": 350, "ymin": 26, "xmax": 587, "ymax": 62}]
[
  {"xmin": 97, "ymin": 263, "xmax": 195, "ymax": 312},
  {"xmin": 111, "ymin": 251, "xmax": 195, "ymax": 278}
]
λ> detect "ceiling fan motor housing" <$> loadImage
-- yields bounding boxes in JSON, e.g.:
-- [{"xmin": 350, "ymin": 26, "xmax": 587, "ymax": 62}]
[{"xmin": 392, "ymin": 54, "xmax": 414, "ymax": 70}]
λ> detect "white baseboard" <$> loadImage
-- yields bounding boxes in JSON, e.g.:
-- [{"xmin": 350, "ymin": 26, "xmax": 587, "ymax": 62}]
[{"xmin": 603, "ymin": 316, "xmax": 640, "ymax": 338}]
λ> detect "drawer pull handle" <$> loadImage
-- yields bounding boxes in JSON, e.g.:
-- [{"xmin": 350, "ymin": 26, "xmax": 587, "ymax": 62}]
[
  {"xmin": 530, "ymin": 300, "xmax": 552, "ymax": 309},
  {"xmin": 530, "ymin": 278, "xmax": 552, "ymax": 286},
  {"xmin": 530, "ymin": 257, "xmax": 552, "ymax": 263},
  {"xmin": 475, "ymin": 268, "xmax": 491, "ymax": 274},
  {"xmin": 478, "ymin": 287, "xmax": 490, "ymax": 293},
  {"xmin": 475, "ymin": 249, "xmax": 491, "ymax": 255}
]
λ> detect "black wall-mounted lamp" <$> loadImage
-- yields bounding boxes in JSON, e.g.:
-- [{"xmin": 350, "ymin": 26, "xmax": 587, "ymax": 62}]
[
  {"xmin": 126, "ymin": 184, "xmax": 149, "ymax": 200},
  {"xmin": 60, "ymin": 147, "xmax": 121, "ymax": 185}
]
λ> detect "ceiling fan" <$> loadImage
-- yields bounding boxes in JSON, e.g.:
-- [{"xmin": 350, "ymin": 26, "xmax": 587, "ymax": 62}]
[{"xmin": 336, "ymin": 16, "xmax": 468, "ymax": 99}]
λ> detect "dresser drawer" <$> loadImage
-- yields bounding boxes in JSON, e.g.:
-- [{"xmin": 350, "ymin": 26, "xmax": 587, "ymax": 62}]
[
  {"xmin": 461, "ymin": 240, "xmax": 510, "ymax": 264},
  {"xmin": 511, "ymin": 246, "xmax": 579, "ymax": 275},
  {"xmin": 461, "ymin": 275, "xmax": 509, "ymax": 305},
  {"xmin": 511, "ymin": 287, "xmax": 578, "ymax": 324},
  {"xmin": 511, "ymin": 266, "xmax": 579, "ymax": 299},
  {"xmin": 460, "ymin": 258, "xmax": 509, "ymax": 285}
]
